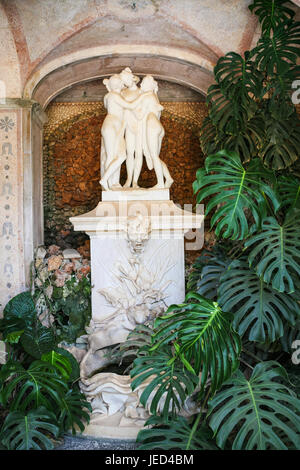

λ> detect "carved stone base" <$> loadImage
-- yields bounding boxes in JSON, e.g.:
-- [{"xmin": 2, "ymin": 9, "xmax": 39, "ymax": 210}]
[
  {"xmin": 70, "ymin": 195, "xmax": 203, "ymax": 438},
  {"xmin": 81, "ymin": 413, "xmax": 146, "ymax": 440}
]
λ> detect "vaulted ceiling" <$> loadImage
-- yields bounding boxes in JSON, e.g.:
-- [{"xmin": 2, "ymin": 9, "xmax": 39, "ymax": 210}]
[{"xmin": 0, "ymin": 0, "xmax": 299, "ymax": 103}]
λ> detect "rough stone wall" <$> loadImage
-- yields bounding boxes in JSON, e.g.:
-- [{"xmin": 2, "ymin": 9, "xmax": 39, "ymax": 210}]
[{"xmin": 43, "ymin": 102, "xmax": 207, "ymax": 252}]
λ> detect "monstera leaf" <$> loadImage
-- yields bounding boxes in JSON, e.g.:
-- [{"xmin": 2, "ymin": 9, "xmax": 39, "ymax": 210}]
[
  {"xmin": 193, "ymin": 150, "xmax": 279, "ymax": 240},
  {"xmin": 108, "ymin": 323, "xmax": 154, "ymax": 374},
  {"xmin": 0, "ymin": 360, "xmax": 67, "ymax": 412},
  {"xmin": 200, "ymin": 115, "xmax": 265, "ymax": 163},
  {"xmin": 41, "ymin": 350, "xmax": 72, "ymax": 380},
  {"xmin": 199, "ymin": 116, "xmax": 221, "ymax": 156},
  {"xmin": 254, "ymin": 22, "xmax": 300, "ymax": 76},
  {"xmin": 218, "ymin": 259, "xmax": 300, "ymax": 343},
  {"xmin": 277, "ymin": 174, "xmax": 300, "ymax": 210},
  {"xmin": 54, "ymin": 347, "xmax": 80, "ymax": 383},
  {"xmin": 131, "ymin": 348, "xmax": 198, "ymax": 420},
  {"xmin": 206, "ymin": 52, "xmax": 262, "ymax": 135},
  {"xmin": 151, "ymin": 292, "xmax": 241, "ymax": 397},
  {"xmin": 188, "ymin": 250, "xmax": 231, "ymax": 300},
  {"xmin": 215, "ymin": 52, "xmax": 262, "ymax": 99},
  {"xmin": 136, "ymin": 415, "xmax": 217, "ymax": 450},
  {"xmin": 57, "ymin": 388, "xmax": 91, "ymax": 434},
  {"xmin": 0, "ymin": 407, "xmax": 59, "ymax": 450},
  {"xmin": 259, "ymin": 113, "xmax": 300, "ymax": 169},
  {"xmin": 249, "ymin": 0, "xmax": 295, "ymax": 36},
  {"xmin": 246, "ymin": 209, "xmax": 300, "ymax": 293},
  {"xmin": 208, "ymin": 361, "xmax": 300, "ymax": 450}
]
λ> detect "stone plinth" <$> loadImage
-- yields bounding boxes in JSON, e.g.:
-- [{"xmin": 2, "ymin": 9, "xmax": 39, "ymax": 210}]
[{"xmin": 70, "ymin": 190, "xmax": 203, "ymax": 439}]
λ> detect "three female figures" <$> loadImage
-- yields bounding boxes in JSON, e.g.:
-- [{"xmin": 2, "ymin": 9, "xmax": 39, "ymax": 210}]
[{"xmin": 100, "ymin": 68, "xmax": 173, "ymax": 191}]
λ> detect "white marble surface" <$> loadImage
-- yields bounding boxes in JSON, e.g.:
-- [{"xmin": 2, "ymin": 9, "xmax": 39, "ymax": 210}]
[
  {"xmin": 102, "ymin": 188, "xmax": 170, "ymax": 201},
  {"xmin": 90, "ymin": 235, "xmax": 184, "ymax": 323}
]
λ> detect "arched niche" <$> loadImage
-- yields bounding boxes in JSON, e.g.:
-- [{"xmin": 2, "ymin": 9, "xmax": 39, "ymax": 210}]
[{"xmin": 27, "ymin": 53, "xmax": 214, "ymax": 109}]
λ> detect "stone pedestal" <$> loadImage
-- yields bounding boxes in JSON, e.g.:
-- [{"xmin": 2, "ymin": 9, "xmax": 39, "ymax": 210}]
[{"xmin": 70, "ymin": 191, "xmax": 203, "ymax": 439}]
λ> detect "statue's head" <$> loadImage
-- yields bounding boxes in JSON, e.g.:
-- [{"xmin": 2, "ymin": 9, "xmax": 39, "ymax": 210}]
[
  {"xmin": 140, "ymin": 75, "xmax": 158, "ymax": 94},
  {"xmin": 103, "ymin": 75, "xmax": 124, "ymax": 93},
  {"xmin": 119, "ymin": 67, "xmax": 140, "ymax": 88}
]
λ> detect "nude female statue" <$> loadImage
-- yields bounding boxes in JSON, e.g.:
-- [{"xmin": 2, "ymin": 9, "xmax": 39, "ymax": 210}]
[
  {"xmin": 133, "ymin": 75, "xmax": 173, "ymax": 189},
  {"xmin": 119, "ymin": 68, "xmax": 141, "ymax": 189},
  {"xmin": 100, "ymin": 74, "xmax": 149, "ymax": 190}
]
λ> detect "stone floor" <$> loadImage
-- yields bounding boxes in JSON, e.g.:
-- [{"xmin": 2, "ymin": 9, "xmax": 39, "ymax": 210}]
[{"xmin": 55, "ymin": 434, "xmax": 137, "ymax": 450}]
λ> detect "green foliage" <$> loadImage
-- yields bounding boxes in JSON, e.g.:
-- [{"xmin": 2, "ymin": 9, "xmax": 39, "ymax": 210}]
[
  {"xmin": 0, "ymin": 407, "xmax": 59, "ymax": 450},
  {"xmin": 107, "ymin": 323, "xmax": 153, "ymax": 373},
  {"xmin": 277, "ymin": 175, "xmax": 300, "ymax": 209},
  {"xmin": 259, "ymin": 110, "xmax": 300, "ymax": 169},
  {"xmin": 200, "ymin": 0, "xmax": 300, "ymax": 170},
  {"xmin": 0, "ymin": 269, "xmax": 92, "ymax": 449},
  {"xmin": 0, "ymin": 360, "xmax": 67, "ymax": 412},
  {"xmin": 57, "ymin": 388, "xmax": 91, "ymax": 435},
  {"xmin": 249, "ymin": 0, "xmax": 295, "ymax": 35},
  {"xmin": 187, "ymin": 248, "xmax": 231, "ymax": 299},
  {"xmin": 245, "ymin": 209, "xmax": 300, "ymax": 293},
  {"xmin": 20, "ymin": 323, "xmax": 56, "ymax": 359},
  {"xmin": 280, "ymin": 320, "xmax": 300, "ymax": 353},
  {"xmin": 49, "ymin": 275, "xmax": 91, "ymax": 344},
  {"xmin": 208, "ymin": 362, "xmax": 300, "ymax": 450},
  {"xmin": 193, "ymin": 150, "xmax": 279, "ymax": 240},
  {"xmin": 137, "ymin": 415, "xmax": 217, "ymax": 450},
  {"xmin": 131, "ymin": 348, "xmax": 199, "ymax": 420},
  {"xmin": 206, "ymin": 52, "xmax": 262, "ymax": 135},
  {"xmin": 53, "ymin": 347, "xmax": 80, "ymax": 383},
  {"xmin": 151, "ymin": 292, "xmax": 241, "ymax": 397},
  {"xmin": 3, "ymin": 291, "xmax": 36, "ymax": 324},
  {"xmin": 41, "ymin": 350, "xmax": 72, "ymax": 380},
  {"xmin": 218, "ymin": 259, "xmax": 300, "ymax": 342},
  {"xmin": 0, "ymin": 292, "xmax": 36, "ymax": 342}
]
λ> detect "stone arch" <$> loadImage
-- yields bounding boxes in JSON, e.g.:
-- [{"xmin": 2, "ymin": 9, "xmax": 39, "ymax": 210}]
[{"xmin": 25, "ymin": 48, "xmax": 214, "ymax": 108}]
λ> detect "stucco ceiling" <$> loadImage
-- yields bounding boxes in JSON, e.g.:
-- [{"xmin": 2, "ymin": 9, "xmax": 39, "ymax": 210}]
[{"xmin": 0, "ymin": 0, "xmax": 298, "ymax": 101}]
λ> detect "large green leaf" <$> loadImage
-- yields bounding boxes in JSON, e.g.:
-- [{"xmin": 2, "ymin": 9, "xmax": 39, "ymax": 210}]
[
  {"xmin": 206, "ymin": 52, "xmax": 262, "ymax": 136},
  {"xmin": 57, "ymin": 388, "xmax": 91, "ymax": 434},
  {"xmin": 200, "ymin": 115, "xmax": 266, "ymax": 163},
  {"xmin": 3, "ymin": 291, "xmax": 36, "ymax": 323},
  {"xmin": 0, "ymin": 407, "xmax": 59, "ymax": 450},
  {"xmin": 208, "ymin": 361, "xmax": 300, "ymax": 450},
  {"xmin": 245, "ymin": 209, "xmax": 300, "ymax": 293},
  {"xmin": 259, "ymin": 112, "xmax": 300, "ymax": 169},
  {"xmin": 0, "ymin": 292, "xmax": 37, "ymax": 341},
  {"xmin": 249, "ymin": 0, "xmax": 295, "ymax": 36},
  {"xmin": 193, "ymin": 150, "xmax": 279, "ymax": 240},
  {"xmin": 20, "ymin": 323, "xmax": 56, "ymax": 359},
  {"xmin": 131, "ymin": 348, "xmax": 198, "ymax": 420},
  {"xmin": 277, "ymin": 174, "xmax": 300, "ymax": 210},
  {"xmin": 54, "ymin": 347, "xmax": 80, "ymax": 383},
  {"xmin": 41, "ymin": 350, "xmax": 72, "ymax": 380},
  {"xmin": 0, "ymin": 360, "xmax": 67, "ymax": 412},
  {"xmin": 188, "ymin": 250, "xmax": 231, "ymax": 300},
  {"xmin": 254, "ymin": 22, "xmax": 300, "ymax": 76},
  {"xmin": 107, "ymin": 323, "xmax": 153, "ymax": 374},
  {"xmin": 136, "ymin": 415, "xmax": 217, "ymax": 450},
  {"xmin": 218, "ymin": 259, "xmax": 300, "ymax": 342},
  {"xmin": 151, "ymin": 292, "xmax": 241, "ymax": 397}
]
